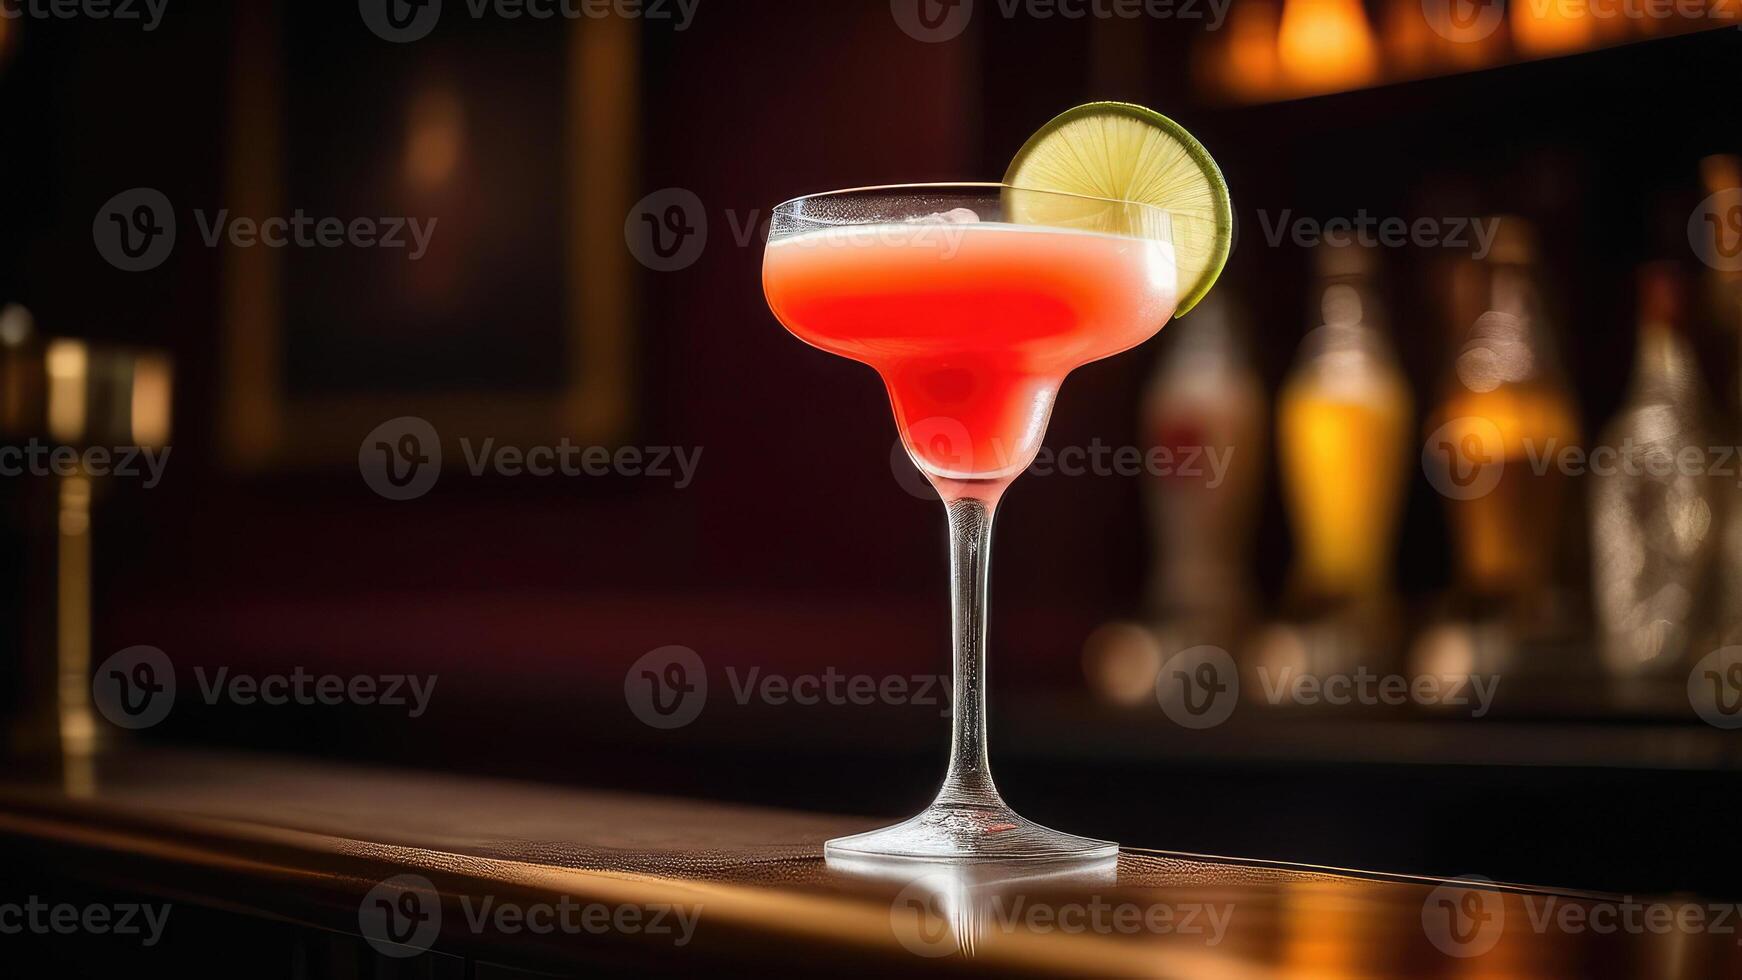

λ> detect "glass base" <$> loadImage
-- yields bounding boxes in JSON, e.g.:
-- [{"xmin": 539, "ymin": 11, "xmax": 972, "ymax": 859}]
[{"xmin": 825, "ymin": 801, "xmax": 1117, "ymax": 864}]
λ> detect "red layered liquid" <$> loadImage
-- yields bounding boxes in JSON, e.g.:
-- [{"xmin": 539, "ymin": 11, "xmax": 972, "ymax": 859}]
[{"xmin": 764, "ymin": 222, "xmax": 1177, "ymax": 495}]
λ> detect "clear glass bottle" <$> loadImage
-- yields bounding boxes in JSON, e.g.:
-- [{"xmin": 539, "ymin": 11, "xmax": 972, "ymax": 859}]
[
  {"xmin": 1700, "ymin": 156, "xmax": 1742, "ymax": 649},
  {"xmin": 1591, "ymin": 263, "xmax": 1717, "ymax": 680}
]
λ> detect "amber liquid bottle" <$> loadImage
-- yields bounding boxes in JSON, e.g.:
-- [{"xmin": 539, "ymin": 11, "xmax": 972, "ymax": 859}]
[
  {"xmin": 1427, "ymin": 219, "xmax": 1580, "ymax": 624},
  {"xmin": 1277, "ymin": 244, "xmax": 1413, "ymax": 609}
]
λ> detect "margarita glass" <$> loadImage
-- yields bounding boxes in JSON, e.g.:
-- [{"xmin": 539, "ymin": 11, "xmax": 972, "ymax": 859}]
[{"xmin": 764, "ymin": 183, "xmax": 1176, "ymax": 863}]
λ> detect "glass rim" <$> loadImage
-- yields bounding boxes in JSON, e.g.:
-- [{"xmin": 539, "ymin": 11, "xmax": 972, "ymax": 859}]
[{"xmin": 771, "ymin": 181, "xmax": 1174, "ymax": 219}]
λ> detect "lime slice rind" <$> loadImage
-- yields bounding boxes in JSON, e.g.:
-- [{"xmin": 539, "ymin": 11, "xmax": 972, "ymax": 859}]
[{"xmin": 1003, "ymin": 102, "xmax": 1232, "ymax": 318}]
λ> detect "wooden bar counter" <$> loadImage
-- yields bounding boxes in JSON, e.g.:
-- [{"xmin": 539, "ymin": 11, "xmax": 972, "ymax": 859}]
[{"xmin": 0, "ymin": 748, "xmax": 1731, "ymax": 977}]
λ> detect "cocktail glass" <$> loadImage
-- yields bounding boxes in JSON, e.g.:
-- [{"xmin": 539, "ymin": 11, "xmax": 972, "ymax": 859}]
[{"xmin": 763, "ymin": 183, "xmax": 1177, "ymax": 862}]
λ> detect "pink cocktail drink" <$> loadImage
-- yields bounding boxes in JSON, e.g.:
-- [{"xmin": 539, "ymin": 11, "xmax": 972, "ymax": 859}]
[
  {"xmin": 760, "ymin": 181, "xmax": 1192, "ymax": 866},
  {"xmin": 764, "ymin": 221, "xmax": 1177, "ymax": 494}
]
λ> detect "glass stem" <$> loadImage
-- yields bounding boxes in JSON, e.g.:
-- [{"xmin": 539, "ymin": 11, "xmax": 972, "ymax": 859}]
[{"xmin": 934, "ymin": 494, "xmax": 1004, "ymax": 808}]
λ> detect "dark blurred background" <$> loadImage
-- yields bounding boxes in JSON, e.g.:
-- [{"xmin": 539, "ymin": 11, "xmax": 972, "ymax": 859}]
[{"xmin": 4, "ymin": 0, "xmax": 1742, "ymax": 900}]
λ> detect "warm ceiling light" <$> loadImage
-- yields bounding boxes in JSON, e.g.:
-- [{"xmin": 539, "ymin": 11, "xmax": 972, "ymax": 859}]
[
  {"xmin": 130, "ymin": 353, "xmax": 173, "ymax": 449},
  {"xmin": 1391, "ymin": 0, "xmax": 1501, "ymax": 72},
  {"xmin": 1381, "ymin": 0, "xmax": 1436, "ymax": 78},
  {"xmin": 405, "ymin": 88, "xmax": 465, "ymax": 191},
  {"xmin": 1512, "ymin": 0, "xmax": 1596, "ymax": 56},
  {"xmin": 1277, "ymin": 0, "xmax": 1380, "ymax": 95},
  {"xmin": 1219, "ymin": 0, "xmax": 1284, "ymax": 100},
  {"xmin": 0, "ymin": 303, "xmax": 32, "ymax": 347},
  {"xmin": 46, "ymin": 340, "xmax": 87, "ymax": 444},
  {"xmin": 1702, "ymin": 154, "xmax": 1741, "ymax": 196}
]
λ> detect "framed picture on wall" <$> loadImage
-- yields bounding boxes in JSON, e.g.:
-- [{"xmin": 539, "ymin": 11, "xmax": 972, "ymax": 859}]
[{"xmin": 219, "ymin": 2, "xmax": 636, "ymax": 468}]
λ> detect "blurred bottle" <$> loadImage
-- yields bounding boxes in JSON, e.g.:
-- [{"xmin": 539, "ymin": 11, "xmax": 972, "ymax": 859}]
[
  {"xmin": 1278, "ymin": 243, "xmax": 1413, "ymax": 610},
  {"xmin": 0, "ymin": 303, "xmax": 50, "ymax": 761},
  {"xmin": 0, "ymin": 303, "xmax": 45, "ymax": 436},
  {"xmin": 1698, "ymin": 155, "xmax": 1742, "ymax": 344},
  {"xmin": 1591, "ymin": 264, "xmax": 1717, "ymax": 680},
  {"xmin": 1142, "ymin": 293, "xmax": 1266, "ymax": 645},
  {"xmin": 1428, "ymin": 219, "xmax": 1581, "ymax": 620},
  {"xmin": 1699, "ymin": 156, "xmax": 1742, "ymax": 648}
]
